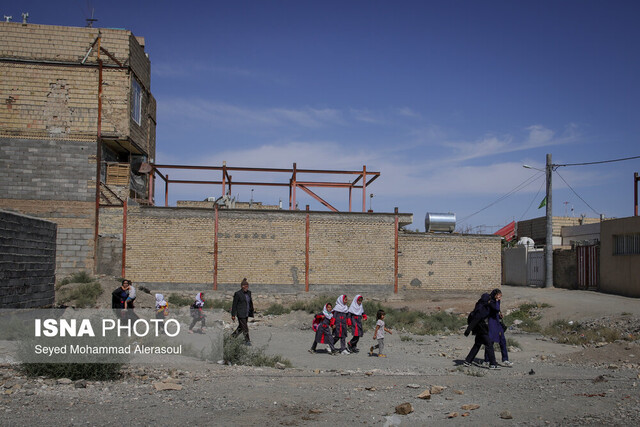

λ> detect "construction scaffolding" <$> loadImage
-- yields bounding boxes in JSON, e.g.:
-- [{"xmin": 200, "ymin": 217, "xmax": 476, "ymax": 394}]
[{"xmin": 147, "ymin": 162, "xmax": 381, "ymax": 212}]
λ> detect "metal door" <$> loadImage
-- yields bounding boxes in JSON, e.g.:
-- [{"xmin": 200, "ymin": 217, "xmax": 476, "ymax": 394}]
[
  {"xmin": 527, "ymin": 250, "xmax": 545, "ymax": 286},
  {"xmin": 577, "ymin": 245, "xmax": 599, "ymax": 290}
]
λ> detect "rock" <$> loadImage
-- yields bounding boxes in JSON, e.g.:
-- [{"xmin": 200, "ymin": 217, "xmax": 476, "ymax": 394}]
[
  {"xmin": 163, "ymin": 378, "xmax": 181, "ymax": 384},
  {"xmin": 365, "ymin": 387, "xmax": 377, "ymax": 391},
  {"xmin": 407, "ymin": 384, "xmax": 421, "ymax": 389},
  {"xmin": 461, "ymin": 404, "xmax": 480, "ymax": 410},
  {"xmin": 56, "ymin": 378, "xmax": 72, "ymax": 385},
  {"xmin": 608, "ymin": 364, "xmax": 619, "ymax": 370},
  {"xmin": 529, "ymin": 369, "xmax": 535, "ymax": 375},
  {"xmin": 395, "ymin": 402, "xmax": 413, "ymax": 415},
  {"xmin": 461, "ymin": 412, "xmax": 470, "ymax": 417},
  {"xmin": 447, "ymin": 412, "xmax": 458, "ymax": 418},
  {"xmin": 500, "ymin": 410, "xmax": 513, "ymax": 419},
  {"xmin": 593, "ymin": 375, "xmax": 608, "ymax": 383},
  {"xmin": 275, "ymin": 362, "xmax": 286, "ymax": 370},
  {"xmin": 153, "ymin": 382, "xmax": 183, "ymax": 391},
  {"xmin": 309, "ymin": 409, "xmax": 323, "ymax": 414},
  {"xmin": 431, "ymin": 385, "xmax": 445, "ymax": 394},
  {"xmin": 453, "ymin": 390, "xmax": 464, "ymax": 395},
  {"xmin": 417, "ymin": 390, "xmax": 431, "ymax": 400}
]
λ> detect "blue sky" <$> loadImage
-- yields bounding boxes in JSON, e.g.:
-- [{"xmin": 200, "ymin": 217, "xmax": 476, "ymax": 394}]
[{"xmin": 6, "ymin": 1, "xmax": 640, "ymax": 232}]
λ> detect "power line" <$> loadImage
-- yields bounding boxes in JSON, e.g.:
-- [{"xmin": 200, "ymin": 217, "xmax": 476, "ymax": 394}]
[
  {"xmin": 519, "ymin": 176, "xmax": 545, "ymax": 221},
  {"xmin": 554, "ymin": 170, "xmax": 600, "ymax": 216},
  {"xmin": 459, "ymin": 171, "xmax": 544, "ymax": 224},
  {"xmin": 556, "ymin": 154, "xmax": 640, "ymax": 167}
]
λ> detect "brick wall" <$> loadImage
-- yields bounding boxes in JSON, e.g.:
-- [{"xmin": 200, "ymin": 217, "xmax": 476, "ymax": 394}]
[
  {"xmin": 517, "ymin": 216, "xmax": 601, "ymax": 243},
  {"xmin": 124, "ymin": 207, "xmax": 500, "ymax": 294},
  {"xmin": 0, "ymin": 210, "xmax": 56, "ymax": 308},
  {"xmin": 399, "ymin": 233, "xmax": 501, "ymax": 292},
  {"xmin": 0, "ymin": 22, "xmax": 155, "ymax": 153}
]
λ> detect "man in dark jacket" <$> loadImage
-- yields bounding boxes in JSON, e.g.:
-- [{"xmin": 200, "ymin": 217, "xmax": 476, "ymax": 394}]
[
  {"xmin": 231, "ymin": 278, "xmax": 254, "ymax": 345},
  {"xmin": 463, "ymin": 292, "xmax": 499, "ymax": 369}
]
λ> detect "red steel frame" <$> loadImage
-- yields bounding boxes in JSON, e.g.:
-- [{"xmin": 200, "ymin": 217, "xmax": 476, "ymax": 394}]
[{"xmin": 147, "ymin": 162, "xmax": 380, "ymax": 212}]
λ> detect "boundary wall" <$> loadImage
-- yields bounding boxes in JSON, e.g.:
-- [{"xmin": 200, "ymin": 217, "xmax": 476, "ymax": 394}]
[
  {"xmin": 0, "ymin": 210, "xmax": 56, "ymax": 308},
  {"xmin": 124, "ymin": 207, "xmax": 501, "ymax": 295}
]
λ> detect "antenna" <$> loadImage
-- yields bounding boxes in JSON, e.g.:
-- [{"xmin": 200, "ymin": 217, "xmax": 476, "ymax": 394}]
[
  {"xmin": 85, "ymin": 6, "xmax": 97, "ymax": 27},
  {"xmin": 21, "ymin": 12, "xmax": 29, "ymax": 24},
  {"xmin": 3, "ymin": 16, "xmax": 12, "ymax": 23}
]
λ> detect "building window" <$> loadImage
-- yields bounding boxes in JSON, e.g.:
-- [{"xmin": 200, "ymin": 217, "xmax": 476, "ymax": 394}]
[
  {"xmin": 131, "ymin": 78, "xmax": 142, "ymax": 125},
  {"xmin": 613, "ymin": 233, "xmax": 640, "ymax": 255}
]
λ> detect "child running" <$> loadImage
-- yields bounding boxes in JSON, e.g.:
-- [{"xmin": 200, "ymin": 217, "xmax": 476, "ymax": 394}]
[
  {"xmin": 347, "ymin": 295, "xmax": 367, "ymax": 353},
  {"xmin": 189, "ymin": 292, "xmax": 206, "ymax": 333},
  {"xmin": 332, "ymin": 294, "xmax": 350, "ymax": 354},
  {"xmin": 309, "ymin": 303, "xmax": 338, "ymax": 355},
  {"xmin": 155, "ymin": 293, "xmax": 169, "ymax": 334},
  {"xmin": 370, "ymin": 309, "xmax": 392, "ymax": 357}
]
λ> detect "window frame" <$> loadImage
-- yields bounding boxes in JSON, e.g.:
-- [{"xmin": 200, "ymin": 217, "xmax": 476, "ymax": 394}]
[{"xmin": 131, "ymin": 78, "xmax": 142, "ymax": 126}]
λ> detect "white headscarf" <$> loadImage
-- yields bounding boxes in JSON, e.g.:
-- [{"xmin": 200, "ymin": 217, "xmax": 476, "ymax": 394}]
[
  {"xmin": 195, "ymin": 292, "xmax": 205, "ymax": 308},
  {"xmin": 322, "ymin": 303, "xmax": 334, "ymax": 320},
  {"xmin": 334, "ymin": 294, "xmax": 349, "ymax": 313},
  {"xmin": 348, "ymin": 294, "xmax": 364, "ymax": 316},
  {"xmin": 155, "ymin": 293, "xmax": 167, "ymax": 309}
]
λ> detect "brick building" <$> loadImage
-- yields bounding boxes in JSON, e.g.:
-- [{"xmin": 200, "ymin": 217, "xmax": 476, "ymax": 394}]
[{"xmin": 0, "ymin": 22, "xmax": 156, "ymax": 277}]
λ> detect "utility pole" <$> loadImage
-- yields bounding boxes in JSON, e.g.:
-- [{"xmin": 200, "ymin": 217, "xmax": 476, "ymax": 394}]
[{"xmin": 545, "ymin": 153, "xmax": 553, "ymax": 288}]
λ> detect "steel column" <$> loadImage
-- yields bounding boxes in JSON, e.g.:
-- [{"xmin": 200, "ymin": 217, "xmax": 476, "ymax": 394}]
[
  {"xmin": 394, "ymin": 207, "xmax": 399, "ymax": 294},
  {"xmin": 362, "ymin": 165, "xmax": 367, "ymax": 212},
  {"xmin": 121, "ymin": 199, "xmax": 127, "ymax": 278},
  {"xmin": 93, "ymin": 36, "xmax": 103, "ymax": 274},
  {"xmin": 214, "ymin": 203, "xmax": 219, "ymax": 290},
  {"xmin": 305, "ymin": 205, "xmax": 310, "ymax": 292},
  {"xmin": 164, "ymin": 174, "xmax": 169, "ymax": 207}
]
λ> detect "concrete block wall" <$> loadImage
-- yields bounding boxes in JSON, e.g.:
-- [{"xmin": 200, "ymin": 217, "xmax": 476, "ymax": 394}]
[
  {"xmin": 517, "ymin": 216, "xmax": 601, "ymax": 243},
  {"xmin": 0, "ymin": 210, "xmax": 56, "ymax": 308},
  {"xmin": 124, "ymin": 206, "xmax": 500, "ymax": 293},
  {"xmin": 0, "ymin": 138, "xmax": 95, "ymax": 276},
  {"xmin": 398, "ymin": 232, "xmax": 501, "ymax": 292}
]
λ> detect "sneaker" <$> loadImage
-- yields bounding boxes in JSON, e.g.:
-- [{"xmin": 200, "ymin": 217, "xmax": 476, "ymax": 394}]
[
  {"xmin": 188, "ymin": 329, "xmax": 194, "ymax": 334},
  {"xmin": 462, "ymin": 361, "xmax": 472, "ymax": 367},
  {"xmin": 489, "ymin": 365, "xmax": 501, "ymax": 370},
  {"xmin": 352, "ymin": 347, "xmax": 360, "ymax": 353},
  {"xmin": 308, "ymin": 349, "xmax": 316, "ymax": 354},
  {"xmin": 369, "ymin": 346, "xmax": 374, "ymax": 356},
  {"xmin": 331, "ymin": 350, "xmax": 340, "ymax": 356},
  {"xmin": 378, "ymin": 354, "xmax": 387, "ymax": 358},
  {"xmin": 341, "ymin": 349, "xmax": 350, "ymax": 355},
  {"xmin": 502, "ymin": 360, "xmax": 514, "ymax": 367}
]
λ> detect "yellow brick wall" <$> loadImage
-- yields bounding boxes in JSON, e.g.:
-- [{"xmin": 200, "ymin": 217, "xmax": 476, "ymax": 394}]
[
  {"xmin": 398, "ymin": 233, "xmax": 501, "ymax": 291},
  {"xmin": 125, "ymin": 207, "xmax": 498, "ymax": 292},
  {"xmin": 99, "ymin": 207, "xmax": 124, "ymax": 235}
]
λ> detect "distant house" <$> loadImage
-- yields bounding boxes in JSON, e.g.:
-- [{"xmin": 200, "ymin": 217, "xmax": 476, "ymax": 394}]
[
  {"xmin": 0, "ymin": 22, "xmax": 156, "ymax": 276},
  {"xmin": 600, "ymin": 216, "xmax": 640, "ymax": 297}
]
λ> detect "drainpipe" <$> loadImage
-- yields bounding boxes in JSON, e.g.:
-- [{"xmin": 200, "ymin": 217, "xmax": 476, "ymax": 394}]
[{"xmin": 93, "ymin": 35, "xmax": 103, "ymax": 274}]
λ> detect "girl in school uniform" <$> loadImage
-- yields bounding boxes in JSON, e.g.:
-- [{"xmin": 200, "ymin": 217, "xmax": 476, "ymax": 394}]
[
  {"xmin": 347, "ymin": 295, "xmax": 368, "ymax": 353},
  {"xmin": 309, "ymin": 303, "xmax": 338, "ymax": 355},
  {"xmin": 332, "ymin": 294, "xmax": 350, "ymax": 354}
]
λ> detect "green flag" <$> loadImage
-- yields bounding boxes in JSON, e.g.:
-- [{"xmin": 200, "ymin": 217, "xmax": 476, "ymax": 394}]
[{"xmin": 538, "ymin": 196, "xmax": 547, "ymax": 209}]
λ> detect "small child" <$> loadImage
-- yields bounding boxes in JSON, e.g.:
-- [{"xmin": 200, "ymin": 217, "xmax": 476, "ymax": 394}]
[
  {"xmin": 309, "ymin": 303, "xmax": 338, "ymax": 355},
  {"xmin": 332, "ymin": 294, "xmax": 350, "ymax": 354},
  {"xmin": 370, "ymin": 309, "xmax": 392, "ymax": 357},
  {"xmin": 155, "ymin": 293, "xmax": 169, "ymax": 334},
  {"xmin": 124, "ymin": 281, "xmax": 136, "ymax": 309},
  {"xmin": 189, "ymin": 292, "xmax": 206, "ymax": 333}
]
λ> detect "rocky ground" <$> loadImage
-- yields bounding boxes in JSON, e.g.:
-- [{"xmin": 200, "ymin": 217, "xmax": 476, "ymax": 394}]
[{"xmin": 2, "ymin": 285, "xmax": 640, "ymax": 426}]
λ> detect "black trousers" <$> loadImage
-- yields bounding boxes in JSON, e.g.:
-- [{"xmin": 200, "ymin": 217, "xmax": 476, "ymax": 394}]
[
  {"xmin": 465, "ymin": 333, "xmax": 497, "ymax": 365},
  {"xmin": 232, "ymin": 317, "xmax": 250, "ymax": 342}
]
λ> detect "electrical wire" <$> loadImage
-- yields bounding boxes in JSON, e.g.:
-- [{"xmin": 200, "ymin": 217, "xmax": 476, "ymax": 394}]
[
  {"xmin": 556, "ymin": 154, "xmax": 640, "ymax": 167},
  {"xmin": 459, "ymin": 171, "xmax": 544, "ymax": 224},
  {"xmin": 554, "ymin": 170, "xmax": 600, "ymax": 216},
  {"xmin": 519, "ymin": 175, "xmax": 546, "ymax": 221}
]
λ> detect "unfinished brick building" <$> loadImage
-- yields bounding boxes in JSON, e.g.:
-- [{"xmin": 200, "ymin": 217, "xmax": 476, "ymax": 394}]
[{"xmin": 0, "ymin": 21, "xmax": 156, "ymax": 276}]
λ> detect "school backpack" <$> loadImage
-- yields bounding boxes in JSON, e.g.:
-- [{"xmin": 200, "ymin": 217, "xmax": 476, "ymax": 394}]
[
  {"xmin": 467, "ymin": 293, "xmax": 491, "ymax": 325},
  {"xmin": 312, "ymin": 314, "xmax": 324, "ymax": 332}
]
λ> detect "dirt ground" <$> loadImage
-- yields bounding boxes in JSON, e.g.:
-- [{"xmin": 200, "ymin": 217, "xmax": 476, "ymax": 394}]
[{"xmin": 3, "ymin": 284, "xmax": 640, "ymax": 426}]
